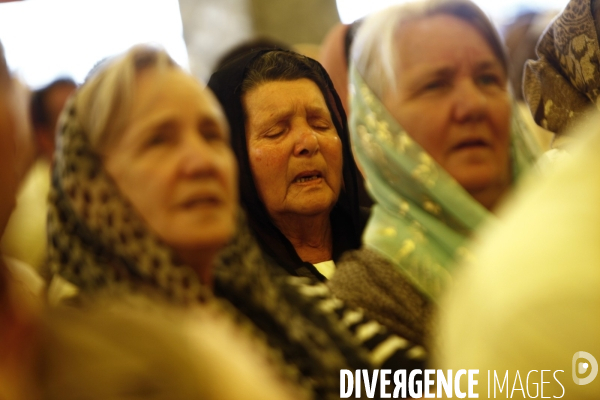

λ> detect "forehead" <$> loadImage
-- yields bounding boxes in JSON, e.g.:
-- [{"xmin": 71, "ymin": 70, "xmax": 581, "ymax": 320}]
[
  {"xmin": 243, "ymin": 78, "xmax": 328, "ymax": 114},
  {"xmin": 133, "ymin": 68, "xmax": 225, "ymax": 119},
  {"xmin": 395, "ymin": 14, "xmax": 499, "ymax": 70}
]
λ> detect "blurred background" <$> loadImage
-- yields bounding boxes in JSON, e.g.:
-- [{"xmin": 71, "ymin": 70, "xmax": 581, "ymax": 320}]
[{"xmin": 0, "ymin": 0, "xmax": 567, "ymax": 87}]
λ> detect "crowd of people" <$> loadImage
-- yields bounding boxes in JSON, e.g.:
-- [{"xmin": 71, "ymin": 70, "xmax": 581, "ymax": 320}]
[{"xmin": 1, "ymin": 0, "xmax": 599, "ymax": 398}]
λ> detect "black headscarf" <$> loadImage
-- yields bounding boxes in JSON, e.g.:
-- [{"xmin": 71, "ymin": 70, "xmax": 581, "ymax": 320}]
[{"xmin": 208, "ymin": 49, "xmax": 365, "ymax": 281}]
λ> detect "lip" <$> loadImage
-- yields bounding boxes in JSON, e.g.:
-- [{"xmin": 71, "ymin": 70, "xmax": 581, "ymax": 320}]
[
  {"xmin": 451, "ymin": 137, "xmax": 492, "ymax": 152},
  {"xmin": 292, "ymin": 169, "xmax": 323, "ymax": 184},
  {"xmin": 179, "ymin": 193, "xmax": 223, "ymax": 209}
]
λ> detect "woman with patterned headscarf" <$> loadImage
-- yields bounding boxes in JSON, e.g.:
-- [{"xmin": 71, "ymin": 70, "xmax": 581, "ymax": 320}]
[{"xmin": 328, "ymin": 0, "xmax": 541, "ymax": 347}]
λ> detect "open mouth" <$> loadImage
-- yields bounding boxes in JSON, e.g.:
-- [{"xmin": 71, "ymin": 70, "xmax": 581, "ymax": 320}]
[
  {"xmin": 293, "ymin": 171, "xmax": 322, "ymax": 183},
  {"xmin": 181, "ymin": 197, "xmax": 221, "ymax": 209},
  {"xmin": 454, "ymin": 139, "xmax": 489, "ymax": 150}
]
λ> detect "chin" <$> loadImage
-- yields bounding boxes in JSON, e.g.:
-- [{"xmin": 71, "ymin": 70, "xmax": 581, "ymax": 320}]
[
  {"xmin": 458, "ymin": 175, "xmax": 510, "ymax": 201},
  {"xmin": 451, "ymin": 162, "xmax": 507, "ymax": 189},
  {"xmin": 294, "ymin": 199, "xmax": 337, "ymax": 216},
  {"xmin": 292, "ymin": 190, "xmax": 338, "ymax": 214},
  {"xmin": 172, "ymin": 220, "xmax": 236, "ymax": 250}
]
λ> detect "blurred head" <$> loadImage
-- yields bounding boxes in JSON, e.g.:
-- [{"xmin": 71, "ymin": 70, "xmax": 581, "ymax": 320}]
[
  {"xmin": 0, "ymin": 43, "xmax": 21, "ymax": 231},
  {"xmin": 0, "ymin": 41, "xmax": 42, "ymax": 400},
  {"xmin": 30, "ymin": 78, "xmax": 77, "ymax": 160},
  {"xmin": 353, "ymin": 0, "xmax": 511, "ymax": 210},
  {"xmin": 240, "ymin": 51, "xmax": 343, "ymax": 224},
  {"xmin": 74, "ymin": 46, "xmax": 238, "ymax": 273}
]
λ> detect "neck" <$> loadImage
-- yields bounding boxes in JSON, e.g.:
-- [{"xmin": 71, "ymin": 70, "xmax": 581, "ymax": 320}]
[
  {"xmin": 272, "ymin": 213, "xmax": 333, "ymax": 264},
  {"xmin": 176, "ymin": 249, "xmax": 215, "ymax": 288},
  {"xmin": 469, "ymin": 183, "xmax": 509, "ymax": 213}
]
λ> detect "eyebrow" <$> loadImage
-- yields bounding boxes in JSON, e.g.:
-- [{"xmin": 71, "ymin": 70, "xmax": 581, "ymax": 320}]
[
  {"xmin": 473, "ymin": 60, "xmax": 505, "ymax": 74},
  {"xmin": 409, "ymin": 58, "xmax": 504, "ymax": 83},
  {"xmin": 251, "ymin": 103, "xmax": 331, "ymax": 132},
  {"xmin": 128, "ymin": 111, "xmax": 176, "ymax": 136},
  {"xmin": 199, "ymin": 115, "xmax": 229, "ymax": 138}
]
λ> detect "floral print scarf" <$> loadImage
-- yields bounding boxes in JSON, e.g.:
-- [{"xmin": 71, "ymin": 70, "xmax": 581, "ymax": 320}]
[{"xmin": 524, "ymin": 0, "xmax": 600, "ymax": 135}]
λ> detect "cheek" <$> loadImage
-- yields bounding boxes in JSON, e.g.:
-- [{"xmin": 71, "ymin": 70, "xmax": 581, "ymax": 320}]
[
  {"xmin": 248, "ymin": 144, "xmax": 287, "ymax": 186},
  {"xmin": 492, "ymin": 102, "xmax": 512, "ymax": 154},
  {"xmin": 389, "ymin": 101, "xmax": 445, "ymax": 157},
  {"xmin": 323, "ymin": 136, "xmax": 344, "ymax": 187},
  {"xmin": 107, "ymin": 158, "xmax": 167, "ymax": 218},
  {"xmin": 409, "ymin": 125, "xmax": 445, "ymax": 160}
]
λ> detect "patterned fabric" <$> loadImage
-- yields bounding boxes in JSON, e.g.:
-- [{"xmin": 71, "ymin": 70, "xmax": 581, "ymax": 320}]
[
  {"xmin": 346, "ymin": 67, "xmax": 540, "ymax": 302},
  {"xmin": 329, "ymin": 248, "xmax": 433, "ymax": 346},
  {"xmin": 524, "ymin": 0, "xmax": 600, "ymax": 135},
  {"xmin": 215, "ymin": 233, "xmax": 428, "ymax": 370},
  {"xmin": 47, "ymin": 93, "xmax": 426, "ymax": 399}
]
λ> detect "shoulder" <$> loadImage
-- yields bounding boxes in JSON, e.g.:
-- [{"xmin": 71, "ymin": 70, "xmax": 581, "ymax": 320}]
[
  {"xmin": 333, "ymin": 247, "xmax": 412, "ymax": 288},
  {"xmin": 330, "ymin": 248, "xmax": 433, "ymax": 345}
]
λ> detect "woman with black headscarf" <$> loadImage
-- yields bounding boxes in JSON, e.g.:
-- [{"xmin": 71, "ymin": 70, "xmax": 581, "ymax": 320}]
[{"xmin": 208, "ymin": 49, "xmax": 366, "ymax": 281}]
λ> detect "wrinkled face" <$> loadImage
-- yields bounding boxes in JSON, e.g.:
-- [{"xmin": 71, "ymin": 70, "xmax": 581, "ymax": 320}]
[
  {"xmin": 105, "ymin": 68, "xmax": 237, "ymax": 255},
  {"xmin": 386, "ymin": 14, "xmax": 511, "ymax": 197},
  {"xmin": 243, "ymin": 78, "xmax": 343, "ymax": 221}
]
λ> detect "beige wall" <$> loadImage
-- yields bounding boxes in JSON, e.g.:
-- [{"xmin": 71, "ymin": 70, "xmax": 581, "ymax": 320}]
[
  {"xmin": 251, "ymin": 0, "xmax": 339, "ymax": 45},
  {"xmin": 178, "ymin": 0, "xmax": 254, "ymax": 81},
  {"xmin": 178, "ymin": 0, "xmax": 339, "ymax": 81}
]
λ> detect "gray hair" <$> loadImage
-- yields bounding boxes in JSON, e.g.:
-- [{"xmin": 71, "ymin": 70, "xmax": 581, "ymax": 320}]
[
  {"xmin": 352, "ymin": 0, "xmax": 507, "ymax": 100},
  {"xmin": 74, "ymin": 45, "xmax": 177, "ymax": 153}
]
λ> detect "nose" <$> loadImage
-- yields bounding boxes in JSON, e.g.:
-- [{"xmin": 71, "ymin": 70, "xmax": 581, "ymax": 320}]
[
  {"xmin": 293, "ymin": 127, "xmax": 319, "ymax": 157},
  {"xmin": 179, "ymin": 134, "xmax": 218, "ymax": 178},
  {"xmin": 452, "ymin": 80, "xmax": 487, "ymax": 123}
]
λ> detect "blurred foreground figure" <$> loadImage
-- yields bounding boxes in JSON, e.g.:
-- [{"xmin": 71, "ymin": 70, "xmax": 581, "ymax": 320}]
[
  {"xmin": 438, "ymin": 115, "xmax": 600, "ymax": 398},
  {"xmin": 1, "ymin": 78, "xmax": 76, "ymax": 271},
  {"xmin": 0, "ymin": 42, "xmax": 300, "ymax": 400}
]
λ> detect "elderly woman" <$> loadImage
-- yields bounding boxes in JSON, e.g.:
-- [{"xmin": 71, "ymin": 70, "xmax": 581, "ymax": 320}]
[
  {"xmin": 207, "ymin": 49, "xmax": 365, "ymax": 281},
  {"xmin": 47, "ymin": 44, "xmax": 425, "ymax": 399},
  {"xmin": 327, "ymin": 0, "xmax": 541, "ymax": 346}
]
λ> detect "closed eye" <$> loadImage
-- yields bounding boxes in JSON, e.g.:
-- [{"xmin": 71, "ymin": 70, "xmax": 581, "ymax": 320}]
[
  {"xmin": 145, "ymin": 123, "xmax": 176, "ymax": 148},
  {"xmin": 311, "ymin": 121, "xmax": 332, "ymax": 131},
  {"xmin": 477, "ymin": 73, "xmax": 503, "ymax": 86},
  {"xmin": 423, "ymin": 79, "xmax": 448, "ymax": 91},
  {"xmin": 146, "ymin": 132, "xmax": 168, "ymax": 147},
  {"xmin": 198, "ymin": 117, "xmax": 229, "ymax": 144},
  {"xmin": 262, "ymin": 122, "xmax": 287, "ymax": 138},
  {"xmin": 308, "ymin": 114, "xmax": 333, "ymax": 131},
  {"xmin": 264, "ymin": 128, "xmax": 285, "ymax": 138},
  {"xmin": 203, "ymin": 128, "xmax": 224, "ymax": 142}
]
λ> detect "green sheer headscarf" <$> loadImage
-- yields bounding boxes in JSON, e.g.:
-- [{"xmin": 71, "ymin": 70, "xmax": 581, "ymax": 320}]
[{"xmin": 349, "ymin": 66, "xmax": 541, "ymax": 301}]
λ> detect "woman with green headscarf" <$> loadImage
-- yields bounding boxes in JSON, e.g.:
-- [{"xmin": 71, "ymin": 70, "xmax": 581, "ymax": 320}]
[{"xmin": 328, "ymin": 0, "xmax": 541, "ymax": 347}]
